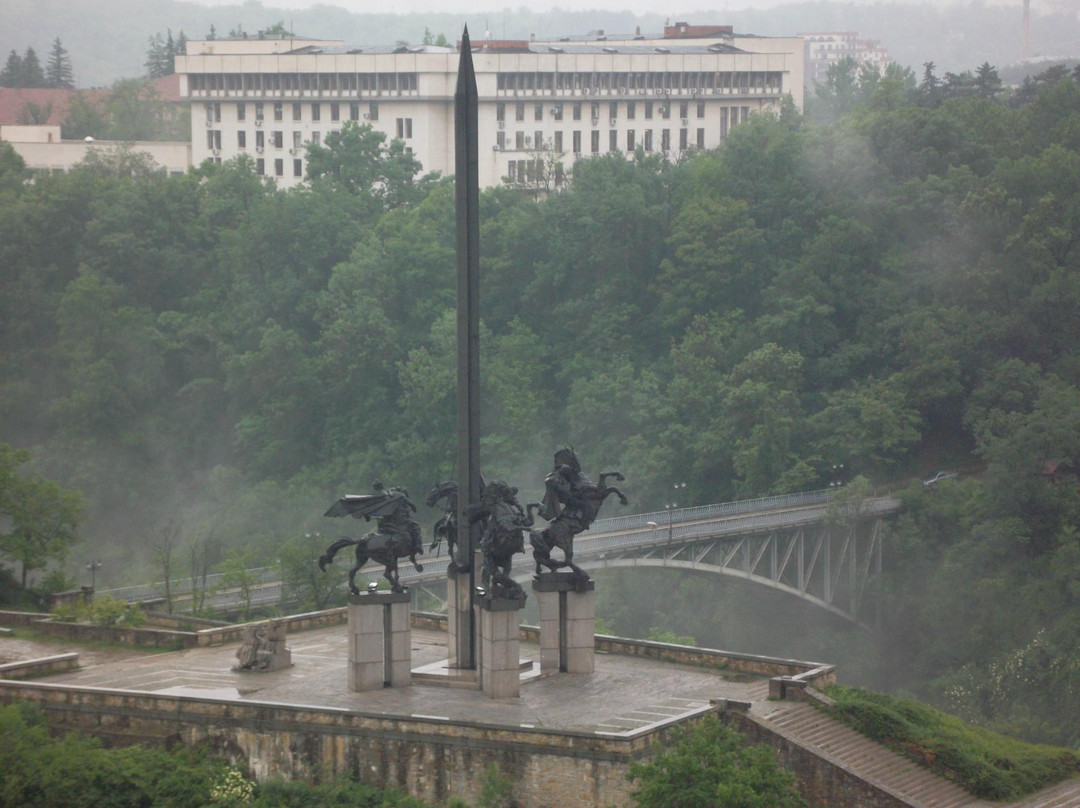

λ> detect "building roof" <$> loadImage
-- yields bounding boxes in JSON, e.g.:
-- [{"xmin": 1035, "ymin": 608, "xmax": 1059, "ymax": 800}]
[{"xmin": 0, "ymin": 88, "xmax": 102, "ymax": 127}]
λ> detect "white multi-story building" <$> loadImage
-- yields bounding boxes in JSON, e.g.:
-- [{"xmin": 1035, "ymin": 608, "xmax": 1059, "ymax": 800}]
[
  {"xmin": 800, "ymin": 31, "xmax": 893, "ymax": 86},
  {"xmin": 176, "ymin": 23, "xmax": 804, "ymax": 189}
]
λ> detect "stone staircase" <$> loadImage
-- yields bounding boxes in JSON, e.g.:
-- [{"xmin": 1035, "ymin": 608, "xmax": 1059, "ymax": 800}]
[{"xmin": 753, "ymin": 700, "xmax": 1080, "ymax": 808}]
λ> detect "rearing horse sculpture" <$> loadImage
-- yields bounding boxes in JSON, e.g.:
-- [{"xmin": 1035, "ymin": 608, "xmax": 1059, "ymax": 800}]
[
  {"xmin": 530, "ymin": 448, "xmax": 627, "ymax": 579},
  {"xmin": 318, "ymin": 483, "xmax": 424, "ymax": 594}
]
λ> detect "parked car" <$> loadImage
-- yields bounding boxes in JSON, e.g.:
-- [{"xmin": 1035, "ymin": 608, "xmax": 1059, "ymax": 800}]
[{"xmin": 922, "ymin": 470, "xmax": 959, "ymax": 486}]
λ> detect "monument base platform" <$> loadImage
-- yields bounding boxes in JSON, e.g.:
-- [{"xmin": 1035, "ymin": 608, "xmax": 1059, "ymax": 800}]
[
  {"xmin": 533, "ymin": 573, "xmax": 595, "ymax": 675},
  {"xmin": 347, "ymin": 590, "xmax": 411, "ymax": 691}
]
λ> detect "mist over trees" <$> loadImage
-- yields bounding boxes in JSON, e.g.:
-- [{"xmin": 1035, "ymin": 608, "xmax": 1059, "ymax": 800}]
[{"xmin": 2, "ymin": 58, "xmax": 1080, "ymax": 745}]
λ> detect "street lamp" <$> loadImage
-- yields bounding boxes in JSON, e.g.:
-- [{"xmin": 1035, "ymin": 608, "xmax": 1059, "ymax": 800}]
[
  {"xmin": 85, "ymin": 560, "xmax": 102, "ymax": 590},
  {"xmin": 665, "ymin": 483, "xmax": 686, "ymax": 544}
]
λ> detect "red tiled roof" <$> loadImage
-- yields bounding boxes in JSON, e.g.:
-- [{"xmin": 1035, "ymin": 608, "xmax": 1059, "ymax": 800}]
[{"xmin": 0, "ymin": 87, "xmax": 107, "ymax": 126}]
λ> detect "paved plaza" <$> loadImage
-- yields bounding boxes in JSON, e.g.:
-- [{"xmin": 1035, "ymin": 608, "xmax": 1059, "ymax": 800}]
[{"xmin": 17, "ymin": 624, "xmax": 770, "ymax": 735}]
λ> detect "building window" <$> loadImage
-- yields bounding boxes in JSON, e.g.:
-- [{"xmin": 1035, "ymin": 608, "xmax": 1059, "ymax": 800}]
[
  {"xmin": 272, "ymin": 130, "xmax": 283, "ymax": 149},
  {"xmin": 256, "ymin": 158, "xmax": 265, "ymax": 175},
  {"xmin": 274, "ymin": 158, "xmax": 283, "ymax": 176},
  {"xmin": 515, "ymin": 131, "xmax": 524, "ymax": 150},
  {"xmin": 590, "ymin": 102, "xmax": 600, "ymax": 121},
  {"xmin": 661, "ymin": 103, "xmax": 671, "ymax": 120},
  {"xmin": 697, "ymin": 101, "xmax": 706, "ymax": 118},
  {"xmin": 330, "ymin": 102, "xmax": 339, "ymax": 121},
  {"xmin": 627, "ymin": 102, "xmax": 636, "ymax": 120},
  {"xmin": 534, "ymin": 103, "xmax": 543, "ymax": 121},
  {"xmin": 645, "ymin": 101, "xmax": 653, "ymax": 120},
  {"xmin": 292, "ymin": 102, "xmax": 302, "ymax": 121},
  {"xmin": 350, "ymin": 102, "xmax": 360, "ymax": 121},
  {"xmin": 312, "ymin": 131, "xmax": 320, "ymax": 144},
  {"xmin": 626, "ymin": 130, "xmax": 635, "ymax": 150},
  {"xmin": 572, "ymin": 130, "xmax": 581, "ymax": 154},
  {"xmin": 553, "ymin": 131, "xmax": 562, "ymax": 151},
  {"xmin": 552, "ymin": 103, "xmax": 563, "ymax": 121},
  {"xmin": 661, "ymin": 128, "xmax": 670, "ymax": 152},
  {"xmin": 273, "ymin": 102, "xmax": 283, "ymax": 121},
  {"xmin": 515, "ymin": 103, "xmax": 525, "ymax": 122},
  {"xmin": 369, "ymin": 102, "xmax": 379, "ymax": 121},
  {"xmin": 255, "ymin": 130, "xmax": 265, "ymax": 149},
  {"xmin": 679, "ymin": 128, "xmax": 688, "ymax": 150},
  {"xmin": 255, "ymin": 102, "xmax": 264, "ymax": 121},
  {"xmin": 238, "ymin": 130, "xmax": 246, "ymax": 148},
  {"xmin": 697, "ymin": 127, "xmax": 705, "ymax": 148},
  {"xmin": 496, "ymin": 103, "xmax": 505, "ymax": 121},
  {"xmin": 237, "ymin": 102, "xmax": 246, "ymax": 121},
  {"xmin": 496, "ymin": 131, "xmax": 506, "ymax": 149},
  {"xmin": 311, "ymin": 103, "xmax": 321, "ymax": 121},
  {"xmin": 591, "ymin": 130, "xmax": 600, "ymax": 154},
  {"xmin": 644, "ymin": 129, "xmax": 653, "ymax": 151},
  {"xmin": 609, "ymin": 101, "xmax": 618, "ymax": 119},
  {"xmin": 292, "ymin": 131, "xmax": 302, "ymax": 149},
  {"xmin": 720, "ymin": 108, "xmax": 729, "ymax": 139},
  {"xmin": 396, "ymin": 118, "xmax": 412, "ymax": 138},
  {"xmin": 293, "ymin": 158, "xmax": 303, "ymax": 177},
  {"xmin": 573, "ymin": 103, "xmax": 582, "ymax": 121},
  {"xmin": 535, "ymin": 130, "xmax": 543, "ymax": 149},
  {"xmin": 609, "ymin": 129, "xmax": 618, "ymax": 152},
  {"xmin": 206, "ymin": 130, "xmax": 221, "ymax": 150},
  {"xmin": 679, "ymin": 102, "xmax": 688, "ymax": 119}
]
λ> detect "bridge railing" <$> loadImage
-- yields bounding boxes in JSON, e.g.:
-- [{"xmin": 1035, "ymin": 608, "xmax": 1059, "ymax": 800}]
[
  {"xmin": 99, "ymin": 489, "xmax": 862, "ymax": 604},
  {"xmin": 586, "ymin": 489, "xmax": 833, "ymax": 536}
]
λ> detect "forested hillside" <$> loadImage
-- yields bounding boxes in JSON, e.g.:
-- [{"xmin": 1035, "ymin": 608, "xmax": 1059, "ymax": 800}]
[{"xmin": 2, "ymin": 61, "xmax": 1079, "ymax": 746}]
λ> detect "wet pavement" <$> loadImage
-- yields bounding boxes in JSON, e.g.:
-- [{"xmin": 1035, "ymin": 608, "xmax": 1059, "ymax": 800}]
[{"xmin": 8, "ymin": 624, "xmax": 771, "ymax": 735}]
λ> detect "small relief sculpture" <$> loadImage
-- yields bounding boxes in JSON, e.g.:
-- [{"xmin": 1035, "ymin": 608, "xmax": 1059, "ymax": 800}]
[{"xmin": 233, "ymin": 619, "xmax": 291, "ymax": 672}]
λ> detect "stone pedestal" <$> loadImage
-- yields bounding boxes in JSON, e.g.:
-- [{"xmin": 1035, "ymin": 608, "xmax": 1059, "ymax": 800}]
[
  {"xmin": 476, "ymin": 594, "xmax": 527, "ymax": 699},
  {"xmin": 347, "ymin": 591, "xmax": 411, "ymax": 691},
  {"xmin": 446, "ymin": 565, "xmax": 474, "ymax": 669},
  {"xmin": 533, "ymin": 573, "xmax": 595, "ymax": 675}
]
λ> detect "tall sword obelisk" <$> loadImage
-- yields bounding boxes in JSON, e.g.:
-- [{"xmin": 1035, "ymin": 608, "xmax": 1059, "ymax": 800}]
[{"xmin": 451, "ymin": 27, "xmax": 481, "ymax": 671}]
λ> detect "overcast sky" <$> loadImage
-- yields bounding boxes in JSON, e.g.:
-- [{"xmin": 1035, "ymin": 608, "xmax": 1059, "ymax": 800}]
[{"xmin": 188, "ymin": 0, "xmax": 1023, "ymax": 17}]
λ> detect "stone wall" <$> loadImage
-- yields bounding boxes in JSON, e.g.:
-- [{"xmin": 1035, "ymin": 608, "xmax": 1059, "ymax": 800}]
[
  {"xmin": 0, "ymin": 679, "xmax": 710, "ymax": 808},
  {"xmin": 722, "ymin": 706, "xmax": 913, "ymax": 808}
]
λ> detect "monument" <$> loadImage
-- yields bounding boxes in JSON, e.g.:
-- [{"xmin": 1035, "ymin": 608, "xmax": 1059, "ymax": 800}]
[
  {"xmin": 319, "ymin": 30, "xmax": 628, "ymax": 698},
  {"xmin": 530, "ymin": 448, "xmax": 627, "ymax": 674},
  {"xmin": 320, "ymin": 483, "xmax": 422, "ymax": 690}
]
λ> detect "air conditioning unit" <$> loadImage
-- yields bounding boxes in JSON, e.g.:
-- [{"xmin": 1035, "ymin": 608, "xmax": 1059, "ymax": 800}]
[
  {"xmin": 609, "ymin": 118, "xmax": 617, "ymax": 126},
  {"xmin": 211, "ymin": 148, "xmax": 220, "ymax": 155},
  {"xmin": 498, "ymin": 120, "xmax": 505, "ymax": 129},
  {"xmin": 255, "ymin": 119, "xmax": 263, "ymax": 126},
  {"xmin": 362, "ymin": 112, "xmax": 370, "ymax": 119},
  {"xmin": 256, "ymin": 146, "xmax": 264, "ymax": 153},
  {"xmin": 591, "ymin": 117, "xmax": 599, "ymax": 126},
  {"xmin": 682, "ymin": 118, "xmax": 689, "ymax": 126},
  {"xmin": 288, "ymin": 148, "xmax": 296, "ymax": 154},
  {"xmin": 205, "ymin": 119, "xmax": 213, "ymax": 127},
  {"xmin": 493, "ymin": 144, "xmax": 502, "ymax": 151},
  {"xmin": 639, "ymin": 89, "xmax": 647, "ymax": 95}
]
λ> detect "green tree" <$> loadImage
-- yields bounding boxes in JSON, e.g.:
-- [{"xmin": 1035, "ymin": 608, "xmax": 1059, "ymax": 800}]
[
  {"xmin": 0, "ymin": 50, "xmax": 21, "ymax": 87},
  {"xmin": 305, "ymin": 120, "xmax": 434, "ymax": 209},
  {"xmin": 0, "ymin": 444, "xmax": 85, "ymax": 591},
  {"xmin": 629, "ymin": 714, "xmax": 807, "ymax": 808},
  {"xmin": 45, "ymin": 37, "xmax": 74, "ymax": 89},
  {"xmin": 18, "ymin": 47, "xmax": 46, "ymax": 88}
]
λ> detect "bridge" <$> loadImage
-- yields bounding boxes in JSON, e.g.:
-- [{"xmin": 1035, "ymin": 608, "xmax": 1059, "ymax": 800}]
[{"xmin": 103, "ymin": 489, "xmax": 899, "ymax": 625}]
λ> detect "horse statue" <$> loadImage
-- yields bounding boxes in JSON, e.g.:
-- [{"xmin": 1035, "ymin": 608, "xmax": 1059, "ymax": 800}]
[
  {"xmin": 318, "ymin": 482, "xmax": 424, "ymax": 594},
  {"xmin": 477, "ymin": 480, "xmax": 536, "ymax": 600},
  {"xmin": 530, "ymin": 447, "xmax": 627, "ymax": 579}
]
